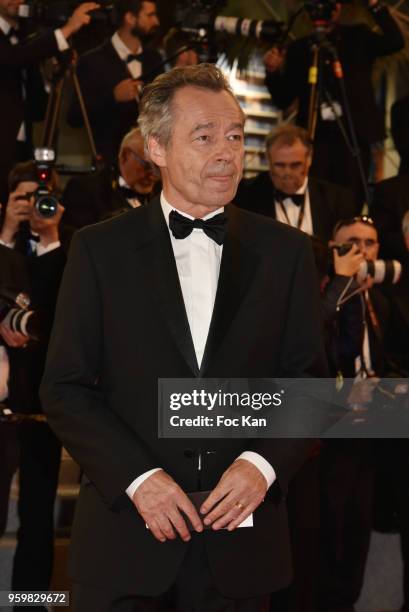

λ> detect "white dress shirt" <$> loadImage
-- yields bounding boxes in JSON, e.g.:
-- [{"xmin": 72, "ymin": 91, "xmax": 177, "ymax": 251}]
[
  {"xmin": 274, "ymin": 178, "xmax": 313, "ymax": 236},
  {"xmin": 111, "ymin": 31, "xmax": 142, "ymax": 81},
  {"xmin": 0, "ymin": 16, "xmax": 69, "ymax": 141},
  {"xmin": 126, "ymin": 193, "xmax": 276, "ymax": 499},
  {"xmin": 118, "ymin": 175, "xmax": 143, "ymax": 208}
]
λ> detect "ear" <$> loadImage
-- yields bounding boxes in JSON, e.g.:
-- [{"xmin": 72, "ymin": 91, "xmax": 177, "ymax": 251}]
[
  {"xmin": 147, "ymin": 136, "xmax": 167, "ymax": 168},
  {"xmin": 124, "ymin": 11, "xmax": 136, "ymax": 28}
]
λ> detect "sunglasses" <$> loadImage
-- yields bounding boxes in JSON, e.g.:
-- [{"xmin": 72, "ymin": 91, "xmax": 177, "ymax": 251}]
[{"xmin": 334, "ymin": 215, "xmax": 375, "ymax": 234}]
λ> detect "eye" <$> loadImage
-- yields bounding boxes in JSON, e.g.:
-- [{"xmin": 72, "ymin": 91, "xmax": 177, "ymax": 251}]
[
  {"xmin": 227, "ymin": 134, "xmax": 242, "ymax": 142},
  {"xmin": 195, "ymin": 134, "xmax": 210, "ymax": 143}
]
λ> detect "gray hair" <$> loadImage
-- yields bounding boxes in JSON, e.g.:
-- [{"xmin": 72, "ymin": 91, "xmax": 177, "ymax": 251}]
[
  {"xmin": 265, "ymin": 123, "xmax": 313, "ymax": 156},
  {"xmin": 402, "ymin": 209, "xmax": 409, "ymax": 237},
  {"xmin": 138, "ymin": 63, "xmax": 243, "ymax": 150},
  {"xmin": 119, "ymin": 127, "xmax": 144, "ymax": 156}
]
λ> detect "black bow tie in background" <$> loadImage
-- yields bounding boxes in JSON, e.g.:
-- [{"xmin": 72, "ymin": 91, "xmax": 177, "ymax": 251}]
[
  {"xmin": 126, "ymin": 53, "xmax": 143, "ymax": 63},
  {"xmin": 274, "ymin": 189, "xmax": 305, "ymax": 207},
  {"xmin": 6, "ymin": 27, "xmax": 19, "ymax": 41},
  {"xmin": 118, "ymin": 184, "xmax": 140, "ymax": 200},
  {"xmin": 169, "ymin": 210, "xmax": 227, "ymax": 245}
]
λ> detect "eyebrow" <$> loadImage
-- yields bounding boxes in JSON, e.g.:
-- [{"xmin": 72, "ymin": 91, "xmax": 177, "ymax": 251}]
[{"xmin": 190, "ymin": 121, "xmax": 245, "ymax": 135}]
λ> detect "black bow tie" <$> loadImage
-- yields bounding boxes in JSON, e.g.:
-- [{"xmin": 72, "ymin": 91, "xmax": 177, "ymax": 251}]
[
  {"xmin": 126, "ymin": 53, "xmax": 143, "ymax": 63},
  {"xmin": 169, "ymin": 210, "xmax": 227, "ymax": 246},
  {"xmin": 6, "ymin": 27, "xmax": 19, "ymax": 40},
  {"xmin": 118, "ymin": 184, "xmax": 141, "ymax": 201},
  {"xmin": 274, "ymin": 189, "xmax": 305, "ymax": 207}
]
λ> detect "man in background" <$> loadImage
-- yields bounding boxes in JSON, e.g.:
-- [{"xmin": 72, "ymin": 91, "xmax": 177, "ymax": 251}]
[
  {"xmin": 63, "ymin": 127, "xmax": 159, "ymax": 229},
  {"xmin": 67, "ymin": 0, "xmax": 162, "ymax": 165},
  {"xmin": 235, "ymin": 124, "xmax": 358, "ymax": 242}
]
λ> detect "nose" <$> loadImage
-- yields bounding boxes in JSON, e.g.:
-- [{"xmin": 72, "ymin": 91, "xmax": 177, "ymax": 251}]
[{"xmin": 214, "ymin": 139, "xmax": 235, "ymax": 165}]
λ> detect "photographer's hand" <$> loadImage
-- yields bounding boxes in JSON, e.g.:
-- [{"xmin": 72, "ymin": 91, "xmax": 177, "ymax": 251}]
[
  {"xmin": 113, "ymin": 79, "xmax": 142, "ymax": 103},
  {"xmin": 333, "ymin": 244, "xmax": 364, "ymax": 277},
  {"xmin": 263, "ymin": 46, "xmax": 286, "ymax": 73},
  {"xmin": 0, "ymin": 191, "xmax": 34, "ymax": 246},
  {"xmin": 29, "ymin": 203, "xmax": 64, "ymax": 249},
  {"xmin": 0, "ymin": 322, "xmax": 29, "ymax": 349},
  {"xmin": 61, "ymin": 2, "xmax": 100, "ymax": 39}
]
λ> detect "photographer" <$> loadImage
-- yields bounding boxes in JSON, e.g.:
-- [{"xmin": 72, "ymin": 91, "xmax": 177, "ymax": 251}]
[
  {"xmin": 318, "ymin": 215, "xmax": 401, "ymax": 612},
  {"xmin": 0, "ymin": 0, "xmax": 100, "ymax": 204},
  {"xmin": 263, "ymin": 1, "xmax": 404, "ymax": 200},
  {"xmin": 67, "ymin": 0, "xmax": 163, "ymax": 165},
  {"xmin": 0, "ymin": 160, "xmax": 67, "ymax": 611}
]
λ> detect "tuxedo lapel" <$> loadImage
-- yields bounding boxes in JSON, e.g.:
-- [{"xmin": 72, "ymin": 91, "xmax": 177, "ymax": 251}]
[
  {"xmin": 132, "ymin": 198, "xmax": 199, "ymax": 376},
  {"xmin": 200, "ymin": 206, "xmax": 259, "ymax": 376}
]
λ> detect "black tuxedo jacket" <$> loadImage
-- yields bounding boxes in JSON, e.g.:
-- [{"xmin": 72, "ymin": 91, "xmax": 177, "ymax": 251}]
[
  {"xmin": 62, "ymin": 168, "xmax": 147, "ymax": 229},
  {"xmin": 67, "ymin": 40, "xmax": 163, "ymax": 164},
  {"xmin": 0, "ymin": 240, "xmax": 66, "ymax": 413},
  {"xmin": 265, "ymin": 7, "xmax": 403, "ymax": 145},
  {"xmin": 0, "ymin": 29, "xmax": 59, "ymax": 169},
  {"xmin": 234, "ymin": 172, "xmax": 357, "ymax": 242},
  {"xmin": 371, "ymin": 174, "xmax": 409, "ymax": 262},
  {"xmin": 391, "ymin": 95, "xmax": 409, "ymax": 174},
  {"xmin": 41, "ymin": 198, "xmax": 328, "ymax": 597}
]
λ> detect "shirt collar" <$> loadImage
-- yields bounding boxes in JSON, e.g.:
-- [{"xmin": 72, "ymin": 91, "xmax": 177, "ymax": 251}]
[
  {"xmin": 118, "ymin": 175, "xmax": 130, "ymax": 189},
  {"xmin": 0, "ymin": 16, "xmax": 12, "ymax": 36},
  {"xmin": 111, "ymin": 31, "xmax": 142, "ymax": 62},
  {"xmin": 160, "ymin": 191, "xmax": 224, "ymax": 227}
]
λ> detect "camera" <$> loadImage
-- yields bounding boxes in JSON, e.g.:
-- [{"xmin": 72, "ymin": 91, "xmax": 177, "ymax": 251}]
[
  {"xmin": 18, "ymin": 0, "xmax": 115, "ymax": 27},
  {"xmin": 332, "ymin": 243, "xmax": 401, "ymax": 285},
  {"xmin": 175, "ymin": 0, "xmax": 284, "ymax": 44},
  {"xmin": 0, "ymin": 287, "xmax": 38, "ymax": 339},
  {"xmin": 32, "ymin": 148, "xmax": 59, "ymax": 218},
  {"xmin": 304, "ymin": 0, "xmax": 351, "ymax": 27}
]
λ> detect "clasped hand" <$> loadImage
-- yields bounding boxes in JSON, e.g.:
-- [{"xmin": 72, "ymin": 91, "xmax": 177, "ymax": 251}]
[{"xmin": 132, "ymin": 459, "xmax": 267, "ymax": 543}]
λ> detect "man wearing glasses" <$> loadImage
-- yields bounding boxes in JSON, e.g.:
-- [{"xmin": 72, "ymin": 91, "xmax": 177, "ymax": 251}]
[{"xmin": 63, "ymin": 127, "xmax": 159, "ymax": 229}]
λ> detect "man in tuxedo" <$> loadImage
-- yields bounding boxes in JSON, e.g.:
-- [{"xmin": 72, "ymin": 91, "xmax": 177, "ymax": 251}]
[
  {"xmin": 41, "ymin": 63, "xmax": 328, "ymax": 612},
  {"xmin": 391, "ymin": 95, "xmax": 409, "ymax": 175},
  {"xmin": 235, "ymin": 124, "xmax": 359, "ymax": 241},
  {"xmin": 67, "ymin": 0, "xmax": 162, "ymax": 165},
  {"xmin": 0, "ymin": 0, "xmax": 99, "ymax": 204},
  {"xmin": 0, "ymin": 160, "xmax": 68, "ymax": 611},
  {"xmin": 263, "ymin": 1, "xmax": 403, "ymax": 199},
  {"xmin": 371, "ymin": 172, "xmax": 409, "ymax": 263},
  {"xmin": 62, "ymin": 127, "xmax": 159, "ymax": 229}
]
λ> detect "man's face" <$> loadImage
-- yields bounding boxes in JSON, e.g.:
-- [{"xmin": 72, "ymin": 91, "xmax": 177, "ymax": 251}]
[
  {"xmin": 268, "ymin": 139, "xmax": 312, "ymax": 194},
  {"xmin": 130, "ymin": 1, "xmax": 159, "ymax": 41},
  {"xmin": 119, "ymin": 139, "xmax": 157, "ymax": 195},
  {"xmin": 149, "ymin": 86, "xmax": 245, "ymax": 216},
  {"xmin": 0, "ymin": 0, "xmax": 23, "ymax": 21},
  {"xmin": 334, "ymin": 221, "xmax": 379, "ymax": 262}
]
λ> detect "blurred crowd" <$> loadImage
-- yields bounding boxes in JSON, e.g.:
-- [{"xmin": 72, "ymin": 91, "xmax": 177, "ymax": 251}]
[{"xmin": 1, "ymin": 0, "xmax": 409, "ymax": 611}]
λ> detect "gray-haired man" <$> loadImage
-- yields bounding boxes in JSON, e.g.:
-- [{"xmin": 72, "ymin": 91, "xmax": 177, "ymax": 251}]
[{"xmin": 41, "ymin": 63, "xmax": 327, "ymax": 612}]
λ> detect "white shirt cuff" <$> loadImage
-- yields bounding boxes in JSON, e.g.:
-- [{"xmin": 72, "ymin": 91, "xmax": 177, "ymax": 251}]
[
  {"xmin": 0, "ymin": 239, "xmax": 15, "ymax": 249},
  {"xmin": 126, "ymin": 468, "xmax": 163, "ymax": 500},
  {"xmin": 54, "ymin": 29, "xmax": 70, "ymax": 51},
  {"xmin": 36, "ymin": 241, "xmax": 61, "ymax": 256},
  {"xmin": 236, "ymin": 451, "xmax": 276, "ymax": 489}
]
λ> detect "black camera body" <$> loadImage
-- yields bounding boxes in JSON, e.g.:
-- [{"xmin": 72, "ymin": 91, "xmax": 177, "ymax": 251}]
[{"xmin": 18, "ymin": 0, "xmax": 115, "ymax": 27}]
